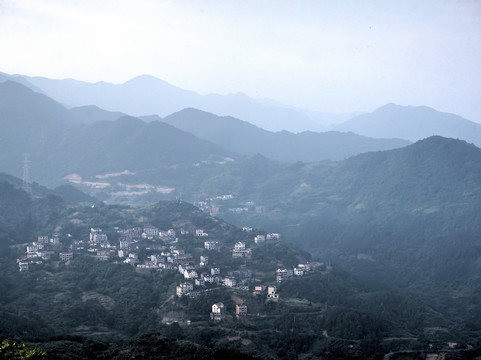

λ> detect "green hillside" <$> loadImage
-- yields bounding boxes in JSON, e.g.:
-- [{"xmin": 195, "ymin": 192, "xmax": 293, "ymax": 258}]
[{"xmin": 2, "ymin": 182, "xmax": 480, "ymax": 359}]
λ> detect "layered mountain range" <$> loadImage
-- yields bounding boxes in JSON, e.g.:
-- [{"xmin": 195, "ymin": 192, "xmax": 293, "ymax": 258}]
[
  {"xmin": 1, "ymin": 72, "xmax": 481, "ymax": 354},
  {"xmin": 0, "ymin": 79, "xmax": 410, "ymax": 187},
  {"xmin": 1, "ymin": 74, "xmax": 480, "ymax": 286}
]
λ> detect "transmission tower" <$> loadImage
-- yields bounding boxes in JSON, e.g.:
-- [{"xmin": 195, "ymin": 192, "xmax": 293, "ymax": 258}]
[{"xmin": 22, "ymin": 153, "xmax": 32, "ymax": 195}]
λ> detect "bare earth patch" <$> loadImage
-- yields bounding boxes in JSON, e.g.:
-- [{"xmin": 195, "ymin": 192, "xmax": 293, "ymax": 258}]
[{"xmin": 81, "ymin": 291, "xmax": 115, "ymax": 310}]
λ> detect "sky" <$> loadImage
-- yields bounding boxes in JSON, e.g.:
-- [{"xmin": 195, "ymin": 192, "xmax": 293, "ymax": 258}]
[{"xmin": 1, "ymin": 0, "xmax": 480, "ymax": 121}]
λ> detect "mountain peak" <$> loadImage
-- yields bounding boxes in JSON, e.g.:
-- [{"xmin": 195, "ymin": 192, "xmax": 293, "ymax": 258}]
[
  {"xmin": 335, "ymin": 103, "xmax": 481, "ymax": 146},
  {"xmin": 124, "ymin": 74, "xmax": 171, "ymax": 87},
  {"xmin": 375, "ymin": 103, "xmax": 433, "ymax": 114}
]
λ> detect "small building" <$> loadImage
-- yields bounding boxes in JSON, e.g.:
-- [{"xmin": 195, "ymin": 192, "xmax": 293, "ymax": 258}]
[
  {"xmin": 202, "ymin": 273, "xmax": 214, "ymax": 283},
  {"xmin": 297, "ymin": 263, "xmax": 312, "ymax": 272},
  {"xmin": 232, "ymin": 242, "xmax": 251, "ymax": 258},
  {"xmin": 204, "ymin": 240, "xmax": 218, "ymax": 250},
  {"xmin": 50, "ymin": 235, "xmax": 60, "ymax": 245},
  {"xmin": 119, "ymin": 239, "xmax": 131, "ymax": 250},
  {"xmin": 267, "ymin": 285, "xmax": 279, "ymax": 302},
  {"xmin": 236, "ymin": 304, "xmax": 247, "ymax": 317},
  {"xmin": 176, "ymin": 282, "xmax": 194, "ymax": 297},
  {"xmin": 210, "ymin": 302, "xmax": 225, "ymax": 321},
  {"xmin": 18, "ymin": 262, "xmax": 29, "ymax": 272},
  {"xmin": 196, "ymin": 229, "xmax": 208, "ymax": 237},
  {"xmin": 200, "ymin": 255, "xmax": 209, "ymax": 266},
  {"xmin": 223, "ymin": 276, "xmax": 237, "ymax": 288},
  {"xmin": 37, "ymin": 236, "xmax": 49, "ymax": 244},
  {"xmin": 211, "ymin": 267, "xmax": 221, "ymax": 275},
  {"xmin": 293, "ymin": 267, "xmax": 304, "ymax": 276},
  {"xmin": 276, "ymin": 268, "xmax": 293, "ymax": 282},
  {"xmin": 184, "ymin": 269, "xmax": 198, "ymax": 279},
  {"xmin": 254, "ymin": 235, "xmax": 265, "ymax": 244},
  {"xmin": 123, "ymin": 252, "xmax": 139, "ymax": 266},
  {"xmin": 90, "ymin": 228, "xmax": 108, "ymax": 244},
  {"xmin": 59, "ymin": 252, "xmax": 73, "ymax": 262},
  {"xmin": 253, "ymin": 285, "xmax": 266, "ymax": 295},
  {"xmin": 143, "ymin": 226, "xmax": 159, "ymax": 237},
  {"xmin": 234, "ymin": 242, "xmax": 246, "ymax": 251},
  {"xmin": 232, "ymin": 247, "xmax": 251, "ymax": 258},
  {"xmin": 266, "ymin": 233, "xmax": 280, "ymax": 241}
]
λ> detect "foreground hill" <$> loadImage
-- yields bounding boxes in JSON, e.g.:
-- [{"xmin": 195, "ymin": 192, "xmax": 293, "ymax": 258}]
[
  {"xmin": 334, "ymin": 103, "xmax": 481, "ymax": 147},
  {"xmin": 161, "ymin": 108, "xmax": 410, "ymax": 162},
  {"xmin": 1, "ymin": 181, "xmax": 480, "ymax": 359}
]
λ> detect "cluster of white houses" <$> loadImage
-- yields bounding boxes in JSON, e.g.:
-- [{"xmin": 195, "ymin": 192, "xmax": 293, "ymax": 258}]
[
  {"xmin": 17, "ymin": 225, "xmax": 187, "ymax": 272},
  {"xmin": 275, "ymin": 263, "xmax": 311, "ymax": 282},
  {"xmin": 176, "ymin": 267, "xmax": 253, "ymax": 298},
  {"xmin": 18, "ymin": 222, "xmax": 326, "ymax": 325},
  {"xmin": 17, "ymin": 235, "xmax": 68, "ymax": 271}
]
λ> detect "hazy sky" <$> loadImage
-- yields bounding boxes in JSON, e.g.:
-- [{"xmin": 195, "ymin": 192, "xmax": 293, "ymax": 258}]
[{"xmin": 1, "ymin": 0, "xmax": 480, "ymax": 121}]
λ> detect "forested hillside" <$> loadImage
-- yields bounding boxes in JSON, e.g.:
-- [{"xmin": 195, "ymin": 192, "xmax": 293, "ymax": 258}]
[{"xmin": 1, "ymin": 181, "xmax": 480, "ymax": 359}]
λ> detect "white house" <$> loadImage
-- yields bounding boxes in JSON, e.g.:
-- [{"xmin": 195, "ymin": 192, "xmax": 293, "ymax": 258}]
[
  {"xmin": 18, "ymin": 262, "xmax": 29, "ymax": 272},
  {"xmin": 234, "ymin": 242, "xmax": 246, "ymax": 251},
  {"xmin": 184, "ymin": 269, "xmax": 198, "ymax": 279},
  {"xmin": 210, "ymin": 302, "xmax": 225, "ymax": 321},
  {"xmin": 196, "ymin": 229, "xmax": 208, "ymax": 237},
  {"xmin": 223, "ymin": 276, "xmax": 237, "ymax": 288},
  {"xmin": 254, "ymin": 235, "xmax": 265, "ymax": 244},
  {"xmin": 293, "ymin": 267, "xmax": 304, "ymax": 276},
  {"xmin": 204, "ymin": 240, "xmax": 218, "ymax": 250},
  {"xmin": 266, "ymin": 233, "xmax": 280, "ymax": 241},
  {"xmin": 143, "ymin": 226, "xmax": 159, "ymax": 237},
  {"xmin": 176, "ymin": 282, "xmax": 193, "ymax": 297},
  {"xmin": 200, "ymin": 255, "xmax": 209, "ymax": 266}
]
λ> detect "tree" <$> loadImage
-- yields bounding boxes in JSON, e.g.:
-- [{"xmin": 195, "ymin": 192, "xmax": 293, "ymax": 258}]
[{"xmin": 0, "ymin": 341, "xmax": 46, "ymax": 359}]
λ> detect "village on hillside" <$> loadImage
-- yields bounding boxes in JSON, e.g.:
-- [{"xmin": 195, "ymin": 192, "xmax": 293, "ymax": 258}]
[{"xmin": 17, "ymin": 219, "xmax": 326, "ymax": 321}]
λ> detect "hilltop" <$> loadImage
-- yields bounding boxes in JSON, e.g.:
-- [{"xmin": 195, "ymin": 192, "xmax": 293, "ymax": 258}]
[{"xmin": 334, "ymin": 103, "xmax": 481, "ymax": 146}]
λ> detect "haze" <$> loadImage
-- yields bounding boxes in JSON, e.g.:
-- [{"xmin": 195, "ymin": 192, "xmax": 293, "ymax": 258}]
[{"xmin": 1, "ymin": 0, "xmax": 480, "ymax": 122}]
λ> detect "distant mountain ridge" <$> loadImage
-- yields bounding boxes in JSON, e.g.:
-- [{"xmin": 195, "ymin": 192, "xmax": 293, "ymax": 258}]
[
  {"xmin": 16, "ymin": 73, "xmax": 327, "ymax": 132},
  {"xmin": 161, "ymin": 108, "xmax": 410, "ymax": 162},
  {"xmin": 4, "ymin": 72, "xmax": 480, "ymax": 144},
  {"xmin": 333, "ymin": 103, "xmax": 481, "ymax": 147},
  {"xmin": 0, "ymin": 81, "xmax": 234, "ymax": 186}
]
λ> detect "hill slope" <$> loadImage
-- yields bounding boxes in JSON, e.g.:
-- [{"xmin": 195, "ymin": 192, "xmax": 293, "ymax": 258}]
[
  {"xmin": 211, "ymin": 136, "xmax": 481, "ymax": 289},
  {"xmin": 0, "ymin": 82, "xmax": 235, "ymax": 186},
  {"xmin": 334, "ymin": 103, "xmax": 481, "ymax": 146},
  {"xmin": 162, "ymin": 108, "xmax": 410, "ymax": 162}
]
